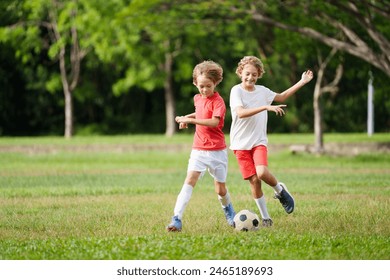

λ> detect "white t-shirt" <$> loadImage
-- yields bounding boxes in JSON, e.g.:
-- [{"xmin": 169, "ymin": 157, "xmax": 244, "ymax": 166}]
[{"xmin": 229, "ymin": 84, "xmax": 276, "ymax": 150}]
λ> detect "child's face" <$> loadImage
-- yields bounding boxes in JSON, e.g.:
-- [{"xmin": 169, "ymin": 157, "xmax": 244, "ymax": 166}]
[
  {"xmin": 240, "ymin": 64, "xmax": 259, "ymax": 91},
  {"xmin": 194, "ymin": 74, "xmax": 216, "ymax": 98}
]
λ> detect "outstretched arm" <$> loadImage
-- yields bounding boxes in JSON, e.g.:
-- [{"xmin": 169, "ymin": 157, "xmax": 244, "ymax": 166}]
[
  {"xmin": 235, "ymin": 105, "xmax": 287, "ymax": 118},
  {"xmin": 273, "ymin": 70, "xmax": 314, "ymax": 103},
  {"xmin": 175, "ymin": 115, "xmax": 220, "ymax": 128}
]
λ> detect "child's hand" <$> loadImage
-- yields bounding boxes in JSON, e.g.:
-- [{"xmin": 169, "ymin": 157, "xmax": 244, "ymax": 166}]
[
  {"xmin": 175, "ymin": 116, "xmax": 189, "ymax": 129},
  {"xmin": 175, "ymin": 116, "xmax": 183, "ymax": 123},
  {"xmin": 179, "ymin": 123, "xmax": 188, "ymax": 129},
  {"xmin": 267, "ymin": 105, "xmax": 286, "ymax": 116},
  {"xmin": 301, "ymin": 70, "xmax": 314, "ymax": 84}
]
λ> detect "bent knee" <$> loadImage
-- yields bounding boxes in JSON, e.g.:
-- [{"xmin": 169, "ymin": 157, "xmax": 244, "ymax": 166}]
[
  {"xmin": 185, "ymin": 171, "xmax": 201, "ymax": 186},
  {"xmin": 248, "ymin": 174, "xmax": 260, "ymax": 185},
  {"xmin": 256, "ymin": 165, "xmax": 268, "ymax": 179}
]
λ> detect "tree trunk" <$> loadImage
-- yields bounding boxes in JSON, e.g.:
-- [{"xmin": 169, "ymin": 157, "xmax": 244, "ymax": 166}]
[
  {"xmin": 313, "ymin": 70, "xmax": 324, "ymax": 154},
  {"xmin": 48, "ymin": 5, "xmax": 85, "ymax": 139},
  {"xmin": 313, "ymin": 48, "xmax": 343, "ymax": 154},
  {"xmin": 164, "ymin": 51, "xmax": 176, "ymax": 137},
  {"xmin": 64, "ymin": 89, "xmax": 73, "ymax": 139},
  {"xmin": 58, "ymin": 46, "xmax": 73, "ymax": 139}
]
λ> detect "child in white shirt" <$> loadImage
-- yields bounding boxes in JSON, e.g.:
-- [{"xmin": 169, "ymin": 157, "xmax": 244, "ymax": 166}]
[{"xmin": 229, "ymin": 56, "xmax": 313, "ymax": 226}]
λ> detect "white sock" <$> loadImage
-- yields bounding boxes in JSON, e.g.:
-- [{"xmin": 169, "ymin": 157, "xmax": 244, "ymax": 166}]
[
  {"xmin": 173, "ymin": 183, "xmax": 193, "ymax": 220},
  {"xmin": 254, "ymin": 195, "xmax": 271, "ymax": 219},
  {"xmin": 218, "ymin": 189, "xmax": 231, "ymax": 208},
  {"xmin": 272, "ymin": 182, "xmax": 283, "ymax": 194}
]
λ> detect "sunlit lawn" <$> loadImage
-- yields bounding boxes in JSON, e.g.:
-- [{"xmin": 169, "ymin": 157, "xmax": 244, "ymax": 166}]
[{"xmin": 0, "ymin": 134, "xmax": 389, "ymax": 259}]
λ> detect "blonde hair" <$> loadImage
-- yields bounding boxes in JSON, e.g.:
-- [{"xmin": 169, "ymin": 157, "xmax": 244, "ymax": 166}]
[
  {"xmin": 235, "ymin": 56, "xmax": 265, "ymax": 78},
  {"xmin": 193, "ymin": 60, "xmax": 223, "ymax": 86}
]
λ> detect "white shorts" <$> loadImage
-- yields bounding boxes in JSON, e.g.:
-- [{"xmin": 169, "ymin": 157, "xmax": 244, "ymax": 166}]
[{"xmin": 187, "ymin": 149, "xmax": 228, "ymax": 183}]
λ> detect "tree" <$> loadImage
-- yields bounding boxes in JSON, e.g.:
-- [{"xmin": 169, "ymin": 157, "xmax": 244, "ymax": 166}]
[
  {"xmin": 0, "ymin": 0, "xmax": 103, "ymax": 138},
  {"xmin": 2, "ymin": 0, "xmax": 388, "ymax": 136},
  {"xmin": 228, "ymin": 0, "xmax": 389, "ymax": 149},
  {"xmin": 162, "ymin": 39, "xmax": 181, "ymax": 136},
  {"xmin": 313, "ymin": 48, "xmax": 343, "ymax": 153},
  {"xmin": 245, "ymin": 0, "xmax": 390, "ymax": 77},
  {"xmin": 114, "ymin": 0, "xmax": 255, "ymax": 136},
  {"xmin": 46, "ymin": 0, "xmax": 88, "ymax": 138},
  {"xmin": 110, "ymin": 0, "xmax": 183, "ymax": 137}
]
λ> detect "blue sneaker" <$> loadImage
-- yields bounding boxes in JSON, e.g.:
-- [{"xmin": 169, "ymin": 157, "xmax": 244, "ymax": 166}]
[
  {"xmin": 274, "ymin": 183, "xmax": 295, "ymax": 214},
  {"xmin": 166, "ymin": 215, "xmax": 182, "ymax": 232},
  {"xmin": 223, "ymin": 203, "xmax": 236, "ymax": 227}
]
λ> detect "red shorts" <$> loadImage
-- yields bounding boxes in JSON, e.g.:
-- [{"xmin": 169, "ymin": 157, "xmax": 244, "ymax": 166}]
[{"xmin": 233, "ymin": 145, "xmax": 268, "ymax": 180}]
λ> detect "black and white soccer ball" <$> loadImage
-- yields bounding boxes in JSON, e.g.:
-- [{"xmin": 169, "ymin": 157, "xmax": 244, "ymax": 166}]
[{"xmin": 233, "ymin": 209, "xmax": 260, "ymax": 231}]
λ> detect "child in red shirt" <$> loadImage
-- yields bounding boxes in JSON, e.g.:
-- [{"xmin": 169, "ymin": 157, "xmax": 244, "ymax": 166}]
[{"xmin": 166, "ymin": 60, "xmax": 236, "ymax": 232}]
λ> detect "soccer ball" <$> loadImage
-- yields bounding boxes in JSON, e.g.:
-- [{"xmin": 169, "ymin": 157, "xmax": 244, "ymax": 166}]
[{"xmin": 233, "ymin": 209, "xmax": 260, "ymax": 231}]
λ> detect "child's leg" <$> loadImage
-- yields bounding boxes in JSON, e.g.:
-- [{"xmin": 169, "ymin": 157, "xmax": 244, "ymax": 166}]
[
  {"xmin": 173, "ymin": 171, "xmax": 200, "ymax": 219},
  {"xmin": 214, "ymin": 181, "xmax": 230, "ymax": 206},
  {"xmin": 168, "ymin": 150, "xmax": 207, "ymax": 231},
  {"xmin": 256, "ymin": 165, "xmax": 283, "ymax": 193},
  {"xmin": 252, "ymin": 146, "xmax": 283, "ymax": 193},
  {"xmin": 207, "ymin": 149, "xmax": 230, "ymax": 205},
  {"xmin": 234, "ymin": 148, "xmax": 272, "ymax": 224},
  {"xmin": 167, "ymin": 171, "xmax": 201, "ymax": 231},
  {"xmin": 214, "ymin": 181, "xmax": 235, "ymax": 226},
  {"xmin": 248, "ymin": 173, "xmax": 264, "ymax": 198},
  {"xmin": 256, "ymin": 165, "xmax": 294, "ymax": 214},
  {"xmin": 248, "ymin": 174, "xmax": 271, "ymax": 220}
]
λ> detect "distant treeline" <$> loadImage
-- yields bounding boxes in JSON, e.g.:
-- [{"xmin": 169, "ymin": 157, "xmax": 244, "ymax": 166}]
[{"xmin": 1, "ymin": 0, "xmax": 389, "ymax": 136}]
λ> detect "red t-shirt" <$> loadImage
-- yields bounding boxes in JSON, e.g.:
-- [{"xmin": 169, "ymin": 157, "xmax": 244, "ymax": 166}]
[{"xmin": 192, "ymin": 92, "xmax": 226, "ymax": 150}]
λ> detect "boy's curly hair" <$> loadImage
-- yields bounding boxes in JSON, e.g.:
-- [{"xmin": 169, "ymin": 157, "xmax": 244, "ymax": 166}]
[
  {"xmin": 235, "ymin": 56, "xmax": 265, "ymax": 78},
  {"xmin": 193, "ymin": 60, "xmax": 223, "ymax": 86}
]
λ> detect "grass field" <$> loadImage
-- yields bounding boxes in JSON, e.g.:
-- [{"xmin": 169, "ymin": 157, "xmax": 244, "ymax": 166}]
[{"xmin": 0, "ymin": 133, "xmax": 389, "ymax": 260}]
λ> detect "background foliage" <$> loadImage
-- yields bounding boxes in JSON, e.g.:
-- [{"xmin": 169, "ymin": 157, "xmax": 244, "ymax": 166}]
[{"xmin": 0, "ymin": 0, "xmax": 389, "ymax": 136}]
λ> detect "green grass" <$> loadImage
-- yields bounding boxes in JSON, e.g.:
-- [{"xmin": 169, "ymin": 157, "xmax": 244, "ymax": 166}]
[{"xmin": 0, "ymin": 133, "xmax": 389, "ymax": 260}]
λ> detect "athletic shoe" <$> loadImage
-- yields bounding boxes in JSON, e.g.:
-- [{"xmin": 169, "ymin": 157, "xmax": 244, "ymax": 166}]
[
  {"xmin": 223, "ymin": 203, "xmax": 236, "ymax": 227},
  {"xmin": 274, "ymin": 183, "xmax": 295, "ymax": 214},
  {"xmin": 262, "ymin": 218, "xmax": 273, "ymax": 227},
  {"xmin": 166, "ymin": 215, "xmax": 182, "ymax": 232}
]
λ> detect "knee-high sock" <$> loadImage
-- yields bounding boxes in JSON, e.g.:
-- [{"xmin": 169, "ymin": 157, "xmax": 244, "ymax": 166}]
[
  {"xmin": 174, "ymin": 184, "xmax": 193, "ymax": 219},
  {"xmin": 254, "ymin": 195, "xmax": 270, "ymax": 219},
  {"xmin": 271, "ymin": 182, "xmax": 283, "ymax": 194},
  {"xmin": 218, "ymin": 190, "xmax": 231, "ymax": 207}
]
